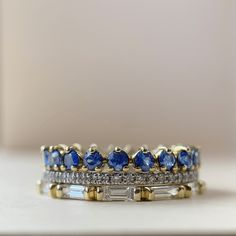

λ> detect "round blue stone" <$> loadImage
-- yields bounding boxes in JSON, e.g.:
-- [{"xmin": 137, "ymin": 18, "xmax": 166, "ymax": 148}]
[
  {"xmin": 83, "ymin": 150, "xmax": 103, "ymax": 170},
  {"xmin": 134, "ymin": 150, "xmax": 155, "ymax": 172},
  {"xmin": 158, "ymin": 150, "xmax": 176, "ymax": 170},
  {"xmin": 51, "ymin": 150, "xmax": 63, "ymax": 166},
  {"xmin": 108, "ymin": 150, "xmax": 129, "ymax": 171},
  {"xmin": 64, "ymin": 150, "xmax": 80, "ymax": 169},
  {"xmin": 192, "ymin": 149, "xmax": 200, "ymax": 166},
  {"xmin": 178, "ymin": 150, "xmax": 193, "ymax": 169}
]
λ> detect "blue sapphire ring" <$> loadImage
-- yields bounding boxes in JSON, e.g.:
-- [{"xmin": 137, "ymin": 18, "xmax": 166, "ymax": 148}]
[{"xmin": 37, "ymin": 144, "xmax": 205, "ymax": 201}]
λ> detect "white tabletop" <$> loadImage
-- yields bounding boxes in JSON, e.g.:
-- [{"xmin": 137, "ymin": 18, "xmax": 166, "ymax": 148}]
[{"xmin": 0, "ymin": 150, "xmax": 235, "ymax": 235}]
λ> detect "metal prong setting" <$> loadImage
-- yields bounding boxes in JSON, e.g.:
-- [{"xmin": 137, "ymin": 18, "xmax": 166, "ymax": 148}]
[
  {"xmin": 84, "ymin": 186, "xmax": 96, "ymax": 200},
  {"xmin": 41, "ymin": 144, "xmax": 200, "ymax": 174},
  {"xmin": 49, "ymin": 183, "xmax": 57, "ymax": 198}
]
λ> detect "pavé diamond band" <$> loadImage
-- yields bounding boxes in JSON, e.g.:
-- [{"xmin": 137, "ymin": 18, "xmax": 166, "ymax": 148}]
[{"xmin": 37, "ymin": 144, "xmax": 205, "ymax": 201}]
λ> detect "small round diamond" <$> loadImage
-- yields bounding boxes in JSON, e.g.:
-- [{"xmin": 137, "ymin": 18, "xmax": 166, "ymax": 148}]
[
  {"xmin": 134, "ymin": 150, "xmax": 155, "ymax": 172},
  {"xmin": 51, "ymin": 150, "xmax": 63, "ymax": 166},
  {"xmin": 83, "ymin": 150, "xmax": 103, "ymax": 170},
  {"xmin": 158, "ymin": 150, "xmax": 176, "ymax": 171},
  {"xmin": 108, "ymin": 150, "xmax": 129, "ymax": 171},
  {"xmin": 178, "ymin": 150, "xmax": 192, "ymax": 169},
  {"xmin": 64, "ymin": 150, "xmax": 80, "ymax": 170},
  {"xmin": 191, "ymin": 148, "xmax": 200, "ymax": 166}
]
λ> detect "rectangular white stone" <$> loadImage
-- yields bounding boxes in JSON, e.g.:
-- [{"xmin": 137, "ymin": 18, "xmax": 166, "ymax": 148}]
[
  {"xmin": 153, "ymin": 186, "xmax": 179, "ymax": 200},
  {"xmin": 63, "ymin": 185, "xmax": 85, "ymax": 199},
  {"xmin": 104, "ymin": 186, "xmax": 131, "ymax": 201}
]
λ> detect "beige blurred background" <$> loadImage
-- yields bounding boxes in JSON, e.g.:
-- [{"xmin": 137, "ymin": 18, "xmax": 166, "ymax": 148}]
[{"xmin": 0, "ymin": 0, "xmax": 235, "ymax": 154}]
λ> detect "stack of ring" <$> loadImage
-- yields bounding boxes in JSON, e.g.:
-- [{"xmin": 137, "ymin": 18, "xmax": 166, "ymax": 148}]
[{"xmin": 37, "ymin": 144, "xmax": 206, "ymax": 201}]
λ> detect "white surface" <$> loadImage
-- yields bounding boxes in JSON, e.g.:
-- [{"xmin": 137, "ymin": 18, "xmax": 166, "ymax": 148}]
[{"xmin": 0, "ymin": 150, "xmax": 236, "ymax": 235}]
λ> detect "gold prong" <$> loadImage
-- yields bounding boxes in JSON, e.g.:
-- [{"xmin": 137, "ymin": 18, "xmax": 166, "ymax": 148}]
[
  {"xmin": 71, "ymin": 166, "xmax": 77, "ymax": 172},
  {"xmin": 56, "ymin": 184, "xmax": 64, "ymax": 198},
  {"xmin": 114, "ymin": 146, "xmax": 121, "ymax": 152},
  {"xmin": 49, "ymin": 146, "xmax": 54, "ymax": 152},
  {"xmin": 142, "ymin": 187, "xmax": 154, "ymax": 201},
  {"xmin": 191, "ymin": 165, "xmax": 195, "ymax": 171},
  {"xmin": 133, "ymin": 187, "xmax": 142, "ymax": 201},
  {"xmin": 95, "ymin": 186, "xmax": 104, "ymax": 201},
  {"xmin": 53, "ymin": 165, "xmax": 59, "ymax": 171},
  {"xmin": 140, "ymin": 146, "xmax": 148, "ymax": 153},
  {"xmin": 107, "ymin": 167, "xmax": 114, "ymax": 172},
  {"xmin": 54, "ymin": 145, "xmax": 64, "ymax": 152},
  {"xmin": 103, "ymin": 156, "xmax": 108, "ymax": 163},
  {"xmin": 60, "ymin": 165, "xmax": 66, "ymax": 171},
  {"xmin": 172, "ymin": 145, "xmax": 187, "ymax": 156},
  {"xmin": 184, "ymin": 185, "xmax": 192, "ymax": 198},
  {"xmin": 153, "ymin": 150, "xmax": 160, "ymax": 159},
  {"xmin": 177, "ymin": 185, "xmax": 186, "ymax": 199},
  {"xmin": 181, "ymin": 166, "xmax": 188, "ymax": 172},
  {"xmin": 58, "ymin": 144, "xmax": 68, "ymax": 151},
  {"xmin": 153, "ymin": 149, "xmax": 164, "ymax": 159},
  {"xmin": 81, "ymin": 166, "xmax": 88, "ymax": 172},
  {"xmin": 49, "ymin": 183, "xmax": 57, "ymax": 198},
  {"xmin": 84, "ymin": 186, "xmax": 95, "ymax": 200},
  {"xmin": 122, "ymin": 166, "xmax": 129, "ymax": 172},
  {"xmin": 89, "ymin": 144, "xmax": 97, "ymax": 152},
  {"xmin": 95, "ymin": 167, "xmax": 102, "ymax": 172},
  {"xmin": 157, "ymin": 144, "xmax": 168, "ymax": 150},
  {"xmin": 40, "ymin": 145, "xmax": 47, "ymax": 152},
  {"xmin": 172, "ymin": 165, "xmax": 179, "ymax": 173},
  {"xmin": 134, "ymin": 167, "xmax": 142, "ymax": 173},
  {"xmin": 149, "ymin": 167, "xmax": 156, "ymax": 173},
  {"xmin": 160, "ymin": 166, "xmax": 167, "ymax": 173},
  {"xmin": 197, "ymin": 180, "xmax": 206, "ymax": 194}
]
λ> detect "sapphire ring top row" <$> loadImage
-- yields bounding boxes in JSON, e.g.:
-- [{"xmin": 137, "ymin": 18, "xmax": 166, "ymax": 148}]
[{"xmin": 38, "ymin": 144, "xmax": 205, "ymax": 201}]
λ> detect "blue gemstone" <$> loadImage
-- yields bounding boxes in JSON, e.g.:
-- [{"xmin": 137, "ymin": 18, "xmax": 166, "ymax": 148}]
[
  {"xmin": 158, "ymin": 150, "xmax": 176, "ymax": 170},
  {"xmin": 43, "ymin": 150, "xmax": 54, "ymax": 166},
  {"xmin": 134, "ymin": 150, "xmax": 155, "ymax": 172},
  {"xmin": 83, "ymin": 150, "xmax": 103, "ymax": 170},
  {"xmin": 51, "ymin": 150, "xmax": 63, "ymax": 166},
  {"xmin": 178, "ymin": 150, "xmax": 192, "ymax": 169},
  {"xmin": 192, "ymin": 149, "xmax": 200, "ymax": 166},
  {"xmin": 43, "ymin": 150, "xmax": 50, "ymax": 165},
  {"xmin": 108, "ymin": 150, "xmax": 129, "ymax": 171},
  {"xmin": 64, "ymin": 150, "xmax": 80, "ymax": 169}
]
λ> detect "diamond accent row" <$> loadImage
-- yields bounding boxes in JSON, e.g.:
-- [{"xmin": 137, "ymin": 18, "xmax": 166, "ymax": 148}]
[{"xmin": 43, "ymin": 170, "xmax": 198, "ymax": 186}]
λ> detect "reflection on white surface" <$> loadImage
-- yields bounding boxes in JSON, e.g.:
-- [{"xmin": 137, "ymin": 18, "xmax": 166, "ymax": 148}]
[{"xmin": 0, "ymin": 150, "xmax": 236, "ymax": 234}]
